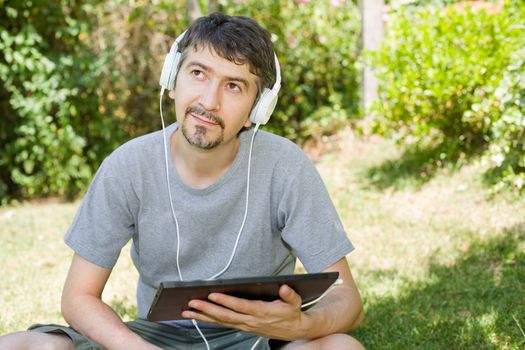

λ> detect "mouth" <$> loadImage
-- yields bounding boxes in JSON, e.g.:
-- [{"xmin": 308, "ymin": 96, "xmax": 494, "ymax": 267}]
[
  {"xmin": 191, "ymin": 113, "xmax": 219, "ymax": 126},
  {"xmin": 185, "ymin": 106, "xmax": 225, "ymax": 129}
]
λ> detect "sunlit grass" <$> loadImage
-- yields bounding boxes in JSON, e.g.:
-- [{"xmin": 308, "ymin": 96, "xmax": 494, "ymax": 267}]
[
  {"xmin": 0, "ymin": 201, "xmax": 138, "ymax": 333},
  {"xmin": 1, "ymin": 132, "xmax": 524, "ymax": 349},
  {"xmin": 317, "ymin": 130, "xmax": 525, "ymax": 349}
]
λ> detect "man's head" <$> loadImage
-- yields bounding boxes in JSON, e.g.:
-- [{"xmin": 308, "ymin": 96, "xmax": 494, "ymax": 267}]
[
  {"xmin": 176, "ymin": 12, "xmax": 277, "ymax": 96},
  {"xmin": 164, "ymin": 13, "xmax": 279, "ymax": 150}
]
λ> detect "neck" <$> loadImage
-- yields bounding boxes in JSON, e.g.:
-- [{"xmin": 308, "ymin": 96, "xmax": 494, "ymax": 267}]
[{"xmin": 171, "ymin": 129, "xmax": 241, "ymax": 189}]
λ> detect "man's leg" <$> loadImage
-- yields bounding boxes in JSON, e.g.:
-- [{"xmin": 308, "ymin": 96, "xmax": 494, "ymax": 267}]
[
  {"xmin": 0, "ymin": 331, "xmax": 74, "ymax": 350},
  {"xmin": 280, "ymin": 333, "xmax": 365, "ymax": 350}
]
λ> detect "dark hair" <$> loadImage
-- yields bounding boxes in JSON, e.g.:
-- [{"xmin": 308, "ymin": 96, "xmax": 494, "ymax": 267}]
[{"xmin": 177, "ymin": 12, "xmax": 276, "ymax": 94}]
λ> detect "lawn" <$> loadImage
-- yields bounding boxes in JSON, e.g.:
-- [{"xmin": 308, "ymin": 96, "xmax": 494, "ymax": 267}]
[{"xmin": 1, "ymin": 131, "xmax": 524, "ymax": 349}]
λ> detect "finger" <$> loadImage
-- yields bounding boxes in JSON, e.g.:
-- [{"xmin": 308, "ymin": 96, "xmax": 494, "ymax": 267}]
[
  {"xmin": 208, "ymin": 293, "xmax": 270, "ymax": 315},
  {"xmin": 181, "ymin": 309, "xmax": 220, "ymax": 324},
  {"xmin": 185, "ymin": 298, "xmax": 248, "ymax": 326},
  {"xmin": 278, "ymin": 284, "xmax": 302, "ymax": 308}
]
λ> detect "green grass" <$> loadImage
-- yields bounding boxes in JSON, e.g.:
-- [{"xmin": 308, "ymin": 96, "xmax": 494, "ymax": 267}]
[
  {"xmin": 317, "ymin": 131, "xmax": 525, "ymax": 349},
  {"xmin": 0, "ymin": 201, "xmax": 138, "ymax": 333},
  {"xmin": 1, "ymin": 132, "xmax": 524, "ymax": 349}
]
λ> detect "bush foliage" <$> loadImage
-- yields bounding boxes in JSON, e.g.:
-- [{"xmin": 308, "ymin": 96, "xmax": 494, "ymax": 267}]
[
  {"xmin": 481, "ymin": 46, "xmax": 525, "ymax": 191},
  {"xmin": 370, "ymin": 0, "xmax": 525, "ymax": 192},
  {"xmin": 3, "ymin": 0, "xmax": 522, "ymax": 199},
  {"xmin": 0, "ymin": 0, "xmax": 361, "ymax": 201},
  {"xmin": 0, "ymin": 1, "xmax": 125, "ymax": 200}
]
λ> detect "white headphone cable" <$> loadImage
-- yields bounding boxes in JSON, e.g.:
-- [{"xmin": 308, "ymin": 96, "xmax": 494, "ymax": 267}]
[
  {"xmin": 208, "ymin": 122, "xmax": 260, "ymax": 280},
  {"xmin": 161, "ymin": 89, "xmax": 211, "ymax": 348},
  {"xmin": 160, "ymin": 88, "xmax": 262, "ymax": 349},
  {"xmin": 189, "ymin": 123, "xmax": 261, "ymax": 350},
  {"xmin": 160, "ymin": 87, "xmax": 185, "ymax": 281}
]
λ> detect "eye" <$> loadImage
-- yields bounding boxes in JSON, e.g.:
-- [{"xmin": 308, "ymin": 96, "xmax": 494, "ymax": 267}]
[
  {"xmin": 227, "ymin": 82, "xmax": 241, "ymax": 92},
  {"xmin": 190, "ymin": 69, "xmax": 205, "ymax": 80}
]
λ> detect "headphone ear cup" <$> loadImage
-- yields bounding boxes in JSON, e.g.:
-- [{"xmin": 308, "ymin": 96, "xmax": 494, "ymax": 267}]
[
  {"xmin": 159, "ymin": 51, "xmax": 181, "ymax": 91},
  {"xmin": 250, "ymin": 88, "xmax": 278, "ymax": 125}
]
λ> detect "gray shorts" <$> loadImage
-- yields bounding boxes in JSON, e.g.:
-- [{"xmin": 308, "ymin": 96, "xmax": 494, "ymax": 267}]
[{"xmin": 28, "ymin": 318, "xmax": 272, "ymax": 350}]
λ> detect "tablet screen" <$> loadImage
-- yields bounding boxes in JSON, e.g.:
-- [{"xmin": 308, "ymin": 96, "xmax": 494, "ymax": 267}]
[{"xmin": 147, "ymin": 272, "xmax": 339, "ymax": 321}]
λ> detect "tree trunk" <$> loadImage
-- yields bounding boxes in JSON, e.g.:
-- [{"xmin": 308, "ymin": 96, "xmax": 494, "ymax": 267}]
[
  {"xmin": 208, "ymin": 0, "xmax": 219, "ymax": 14},
  {"xmin": 358, "ymin": 0, "xmax": 385, "ymax": 115},
  {"xmin": 187, "ymin": 0, "xmax": 202, "ymax": 23}
]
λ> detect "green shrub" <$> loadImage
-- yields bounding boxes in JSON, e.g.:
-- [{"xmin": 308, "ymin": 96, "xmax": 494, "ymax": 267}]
[
  {"xmin": 481, "ymin": 46, "xmax": 525, "ymax": 192},
  {"xmin": 0, "ymin": 1, "xmax": 125, "ymax": 200},
  {"xmin": 0, "ymin": 0, "xmax": 362, "ymax": 200},
  {"xmin": 370, "ymin": 1, "xmax": 523, "ymax": 150}
]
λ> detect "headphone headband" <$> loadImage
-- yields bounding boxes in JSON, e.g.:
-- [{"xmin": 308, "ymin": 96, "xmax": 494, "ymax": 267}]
[
  {"xmin": 272, "ymin": 54, "xmax": 282, "ymax": 93},
  {"xmin": 159, "ymin": 30, "xmax": 281, "ymax": 125}
]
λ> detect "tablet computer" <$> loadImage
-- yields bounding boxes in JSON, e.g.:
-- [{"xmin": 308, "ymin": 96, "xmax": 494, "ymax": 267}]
[{"xmin": 147, "ymin": 271, "xmax": 339, "ymax": 321}]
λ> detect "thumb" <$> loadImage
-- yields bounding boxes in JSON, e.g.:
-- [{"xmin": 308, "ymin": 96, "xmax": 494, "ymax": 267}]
[{"xmin": 279, "ymin": 284, "xmax": 302, "ymax": 308}]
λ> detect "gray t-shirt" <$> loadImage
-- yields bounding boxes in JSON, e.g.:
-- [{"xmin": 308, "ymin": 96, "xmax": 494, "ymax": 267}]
[{"xmin": 65, "ymin": 123, "xmax": 354, "ymax": 319}]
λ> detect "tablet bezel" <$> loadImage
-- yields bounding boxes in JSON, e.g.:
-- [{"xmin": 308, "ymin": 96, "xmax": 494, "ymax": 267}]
[{"xmin": 147, "ymin": 271, "xmax": 339, "ymax": 321}]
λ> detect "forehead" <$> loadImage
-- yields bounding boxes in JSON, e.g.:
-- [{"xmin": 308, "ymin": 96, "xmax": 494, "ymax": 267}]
[{"xmin": 182, "ymin": 46, "xmax": 258, "ymax": 85}]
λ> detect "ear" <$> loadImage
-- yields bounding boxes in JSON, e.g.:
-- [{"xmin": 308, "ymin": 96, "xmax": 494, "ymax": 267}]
[{"xmin": 168, "ymin": 89, "xmax": 176, "ymax": 99}]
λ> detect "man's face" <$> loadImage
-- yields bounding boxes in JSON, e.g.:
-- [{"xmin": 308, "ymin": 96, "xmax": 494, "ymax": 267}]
[{"xmin": 170, "ymin": 46, "xmax": 259, "ymax": 150}]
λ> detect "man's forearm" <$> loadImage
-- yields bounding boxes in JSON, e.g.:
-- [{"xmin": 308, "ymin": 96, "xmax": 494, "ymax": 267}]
[
  {"xmin": 300, "ymin": 285, "xmax": 364, "ymax": 339},
  {"xmin": 62, "ymin": 294, "xmax": 157, "ymax": 350}
]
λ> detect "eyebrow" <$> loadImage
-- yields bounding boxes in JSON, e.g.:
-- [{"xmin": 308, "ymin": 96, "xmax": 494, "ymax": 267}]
[{"xmin": 185, "ymin": 60, "xmax": 251, "ymax": 89}]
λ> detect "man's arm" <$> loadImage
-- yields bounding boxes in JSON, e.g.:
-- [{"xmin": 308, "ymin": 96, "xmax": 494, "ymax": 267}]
[
  {"xmin": 181, "ymin": 257, "xmax": 364, "ymax": 340},
  {"xmin": 61, "ymin": 253, "xmax": 160, "ymax": 350},
  {"xmin": 300, "ymin": 257, "xmax": 364, "ymax": 336}
]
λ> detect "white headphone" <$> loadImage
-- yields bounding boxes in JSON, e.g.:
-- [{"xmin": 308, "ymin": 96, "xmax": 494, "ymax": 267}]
[{"xmin": 159, "ymin": 31, "xmax": 281, "ymax": 125}]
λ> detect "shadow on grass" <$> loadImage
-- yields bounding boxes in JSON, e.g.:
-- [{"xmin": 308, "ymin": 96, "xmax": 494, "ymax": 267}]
[
  {"xmin": 354, "ymin": 222, "xmax": 525, "ymax": 350},
  {"xmin": 364, "ymin": 139, "xmax": 485, "ymax": 191}
]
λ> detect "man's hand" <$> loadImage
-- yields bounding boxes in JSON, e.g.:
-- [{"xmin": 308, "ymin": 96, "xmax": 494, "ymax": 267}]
[
  {"xmin": 182, "ymin": 258, "xmax": 364, "ymax": 342},
  {"xmin": 181, "ymin": 284, "xmax": 312, "ymax": 340}
]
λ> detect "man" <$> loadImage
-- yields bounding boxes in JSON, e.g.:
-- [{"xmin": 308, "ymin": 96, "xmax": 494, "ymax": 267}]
[{"xmin": 0, "ymin": 13, "xmax": 364, "ymax": 350}]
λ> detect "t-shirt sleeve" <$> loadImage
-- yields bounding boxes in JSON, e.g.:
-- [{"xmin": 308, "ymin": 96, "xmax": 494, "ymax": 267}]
[
  {"xmin": 64, "ymin": 152, "xmax": 137, "ymax": 269},
  {"xmin": 277, "ymin": 157, "xmax": 354, "ymax": 273}
]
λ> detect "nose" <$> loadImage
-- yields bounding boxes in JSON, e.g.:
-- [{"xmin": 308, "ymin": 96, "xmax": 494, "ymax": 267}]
[{"xmin": 199, "ymin": 81, "xmax": 221, "ymax": 111}]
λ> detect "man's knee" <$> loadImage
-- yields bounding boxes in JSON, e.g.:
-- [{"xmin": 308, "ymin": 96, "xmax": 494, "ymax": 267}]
[
  {"xmin": 323, "ymin": 334, "xmax": 365, "ymax": 350},
  {"xmin": 283, "ymin": 333, "xmax": 365, "ymax": 350},
  {"xmin": 318, "ymin": 333, "xmax": 365, "ymax": 350},
  {"xmin": 0, "ymin": 331, "xmax": 74, "ymax": 350}
]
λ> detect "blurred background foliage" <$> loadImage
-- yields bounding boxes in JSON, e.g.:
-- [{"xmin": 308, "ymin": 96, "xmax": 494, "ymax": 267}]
[
  {"xmin": 0, "ymin": 0, "xmax": 361, "ymax": 201},
  {"xmin": 370, "ymin": 0, "xmax": 525, "ymax": 193},
  {"xmin": 0, "ymin": 0, "xmax": 523, "ymax": 201}
]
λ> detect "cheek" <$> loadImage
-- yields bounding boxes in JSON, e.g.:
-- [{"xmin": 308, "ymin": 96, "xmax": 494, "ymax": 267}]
[
  {"xmin": 233, "ymin": 94, "xmax": 257, "ymax": 116},
  {"xmin": 173, "ymin": 90, "xmax": 192, "ymax": 117}
]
